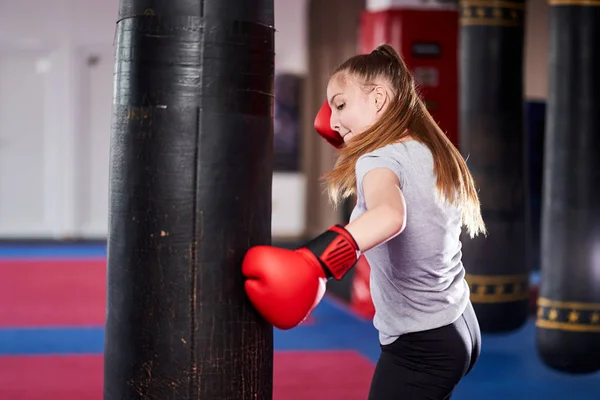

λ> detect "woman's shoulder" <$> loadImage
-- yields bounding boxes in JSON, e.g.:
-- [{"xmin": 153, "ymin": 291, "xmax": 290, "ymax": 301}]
[
  {"xmin": 356, "ymin": 144, "xmax": 398, "ymax": 166},
  {"xmin": 354, "ymin": 143, "xmax": 406, "ymax": 179},
  {"xmin": 357, "ymin": 140, "xmax": 428, "ymax": 162}
]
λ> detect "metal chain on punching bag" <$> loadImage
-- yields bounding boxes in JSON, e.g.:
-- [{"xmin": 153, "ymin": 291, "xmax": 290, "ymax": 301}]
[
  {"xmin": 536, "ymin": 0, "xmax": 600, "ymax": 374},
  {"xmin": 458, "ymin": 0, "xmax": 530, "ymax": 332},
  {"xmin": 103, "ymin": 0, "xmax": 275, "ymax": 398}
]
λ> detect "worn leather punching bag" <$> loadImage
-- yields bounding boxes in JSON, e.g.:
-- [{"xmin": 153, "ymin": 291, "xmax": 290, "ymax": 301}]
[
  {"xmin": 537, "ymin": 0, "xmax": 600, "ymax": 374},
  {"xmin": 103, "ymin": 0, "xmax": 276, "ymax": 398},
  {"xmin": 459, "ymin": 0, "xmax": 530, "ymax": 332}
]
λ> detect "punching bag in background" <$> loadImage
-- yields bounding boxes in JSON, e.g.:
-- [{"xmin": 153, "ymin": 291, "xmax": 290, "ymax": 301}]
[
  {"xmin": 103, "ymin": 1, "xmax": 275, "ymax": 399},
  {"xmin": 459, "ymin": 0, "xmax": 529, "ymax": 332},
  {"xmin": 537, "ymin": 1, "xmax": 600, "ymax": 374}
]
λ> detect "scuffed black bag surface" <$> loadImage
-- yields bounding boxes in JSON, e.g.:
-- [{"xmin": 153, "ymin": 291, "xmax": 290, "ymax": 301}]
[{"xmin": 104, "ymin": 0, "xmax": 276, "ymax": 398}]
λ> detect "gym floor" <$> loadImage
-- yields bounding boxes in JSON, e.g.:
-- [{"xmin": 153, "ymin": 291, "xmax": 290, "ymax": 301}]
[{"xmin": 1, "ymin": 244, "xmax": 599, "ymax": 399}]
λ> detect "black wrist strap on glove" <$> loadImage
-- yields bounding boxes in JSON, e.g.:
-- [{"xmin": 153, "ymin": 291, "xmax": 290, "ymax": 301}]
[{"xmin": 300, "ymin": 225, "xmax": 360, "ymax": 280}]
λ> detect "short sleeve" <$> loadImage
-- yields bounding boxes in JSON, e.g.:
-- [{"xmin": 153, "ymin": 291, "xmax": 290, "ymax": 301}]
[{"xmin": 355, "ymin": 150, "xmax": 404, "ymax": 196}]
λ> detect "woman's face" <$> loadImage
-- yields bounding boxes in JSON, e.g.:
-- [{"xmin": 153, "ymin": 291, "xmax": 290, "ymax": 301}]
[{"xmin": 326, "ymin": 73, "xmax": 389, "ymax": 143}]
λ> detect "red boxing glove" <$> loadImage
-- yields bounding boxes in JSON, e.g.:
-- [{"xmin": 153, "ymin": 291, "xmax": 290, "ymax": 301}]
[
  {"xmin": 314, "ymin": 100, "xmax": 344, "ymax": 148},
  {"xmin": 242, "ymin": 225, "xmax": 360, "ymax": 330}
]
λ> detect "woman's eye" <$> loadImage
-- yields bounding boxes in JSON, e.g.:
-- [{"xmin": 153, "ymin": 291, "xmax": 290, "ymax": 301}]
[{"xmin": 336, "ymin": 103, "xmax": 345, "ymax": 111}]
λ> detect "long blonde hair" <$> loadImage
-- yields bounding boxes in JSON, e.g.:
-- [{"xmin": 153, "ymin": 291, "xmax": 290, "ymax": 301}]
[{"xmin": 322, "ymin": 44, "xmax": 486, "ymax": 238}]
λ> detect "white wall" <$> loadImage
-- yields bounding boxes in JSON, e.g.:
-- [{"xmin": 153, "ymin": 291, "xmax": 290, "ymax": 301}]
[{"xmin": 0, "ymin": 0, "xmax": 309, "ymax": 239}]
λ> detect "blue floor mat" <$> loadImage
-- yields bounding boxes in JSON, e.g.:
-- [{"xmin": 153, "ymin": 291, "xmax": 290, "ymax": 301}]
[{"xmin": 0, "ymin": 244, "xmax": 106, "ymax": 258}]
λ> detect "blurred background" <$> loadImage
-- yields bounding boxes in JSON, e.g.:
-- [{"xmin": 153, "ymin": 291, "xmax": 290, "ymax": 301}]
[{"xmin": 1, "ymin": 0, "xmax": 598, "ymax": 398}]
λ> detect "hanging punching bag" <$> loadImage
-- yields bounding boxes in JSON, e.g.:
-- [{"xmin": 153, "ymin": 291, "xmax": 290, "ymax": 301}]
[
  {"xmin": 459, "ymin": 0, "xmax": 529, "ymax": 332},
  {"xmin": 103, "ymin": 0, "xmax": 275, "ymax": 398},
  {"xmin": 536, "ymin": 0, "xmax": 600, "ymax": 374}
]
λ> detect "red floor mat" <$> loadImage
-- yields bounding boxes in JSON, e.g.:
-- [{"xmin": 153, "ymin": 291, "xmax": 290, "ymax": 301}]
[
  {"xmin": 0, "ymin": 355, "xmax": 102, "ymax": 400},
  {"xmin": 0, "ymin": 259, "xmax": 316, "ymax": 328},
  {"xmin": 274, "ymin": 350, "xmax": 374, "ymax": 399},
  {"xmin": 0, "ymin": 351, "xmax": 373, "ymax": 400},
  {"xmin": 0, "ymin": 260, "xmax": 106, "ymax": 327}
]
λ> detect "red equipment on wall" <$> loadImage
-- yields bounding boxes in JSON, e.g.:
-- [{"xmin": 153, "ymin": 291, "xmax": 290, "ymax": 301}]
[
  {"xmin": 359, "ymin": 8, "xmax": 459, "ymax": 147},
  {"xmin": 349, "ymin": 8, "xmax": 460, "ymax": 319}
]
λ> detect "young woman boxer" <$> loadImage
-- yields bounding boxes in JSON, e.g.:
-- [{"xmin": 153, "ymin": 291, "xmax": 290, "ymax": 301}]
[
  {"xmin": 321, "ymin": 44, "xmax": 485, "ymax": 399},
  {"xmin": 242, "ymin": 44, "xmax": 485, "ymax": 400}
]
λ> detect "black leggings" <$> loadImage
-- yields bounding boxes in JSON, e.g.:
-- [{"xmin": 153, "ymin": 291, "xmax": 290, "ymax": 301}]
[{"xmin": 368, "ymin": 302, "xmax": 481, "ymax": 400}]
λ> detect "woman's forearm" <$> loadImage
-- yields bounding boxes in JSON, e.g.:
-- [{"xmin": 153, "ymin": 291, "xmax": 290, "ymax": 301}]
[{"xmin": 345, "ymin": 204, "xmax": 406, "ymax": 252}]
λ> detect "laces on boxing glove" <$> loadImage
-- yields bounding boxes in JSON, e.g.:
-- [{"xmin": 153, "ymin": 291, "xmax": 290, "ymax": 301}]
[{"xmin": 299, "ymin": 225, "xmax": 360, "ymax": 280}]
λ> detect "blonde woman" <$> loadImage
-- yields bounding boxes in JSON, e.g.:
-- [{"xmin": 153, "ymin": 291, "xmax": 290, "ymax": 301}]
[{"xmin": 243, "ymin": 44, "xmax": 485, "ymax": 399}]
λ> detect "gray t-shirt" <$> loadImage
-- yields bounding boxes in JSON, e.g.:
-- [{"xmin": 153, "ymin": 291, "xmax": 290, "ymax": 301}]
[{"xmin": 350, "ymin": 141, "xmax": 470, "ymax": 345}]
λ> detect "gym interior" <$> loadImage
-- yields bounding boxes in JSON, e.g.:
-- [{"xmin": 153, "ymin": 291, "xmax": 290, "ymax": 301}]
[{"xmin": 0, "ymin": 0, "xmax": 598, "ymax": 398}]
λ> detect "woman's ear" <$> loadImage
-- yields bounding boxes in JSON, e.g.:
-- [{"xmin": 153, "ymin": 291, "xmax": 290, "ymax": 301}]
[{"xmin": 373, "ymin": 85, "xmax": 388, "ymax": 113}]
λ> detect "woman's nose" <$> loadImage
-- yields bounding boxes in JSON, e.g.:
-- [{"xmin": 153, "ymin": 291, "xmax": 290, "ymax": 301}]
[{"xmin": 330, "ymin": 116, "xmax": 340, "ymax": 133}]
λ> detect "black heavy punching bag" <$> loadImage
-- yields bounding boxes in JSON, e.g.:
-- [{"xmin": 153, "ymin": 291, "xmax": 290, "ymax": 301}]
[
  {"xmin": 103, "ymin": 1, "xmax": 275, "ymax": 399},
  {"xmin": 459, "ymin": 0, "xmax": 529, "ymax": 332},
  {"xmin": 537, "ymin": 0, "xmax": 600, "ymax": 374}
]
